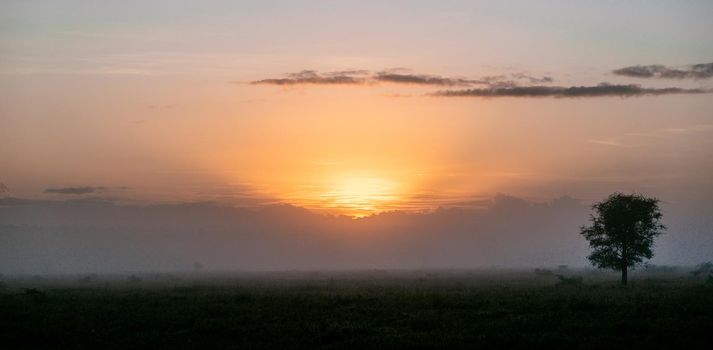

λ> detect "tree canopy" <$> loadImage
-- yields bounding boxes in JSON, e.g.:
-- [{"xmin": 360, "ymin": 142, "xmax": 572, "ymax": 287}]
[{"xmin": 580, "ymin": 193, "xmax": 666, "ymax": 285}]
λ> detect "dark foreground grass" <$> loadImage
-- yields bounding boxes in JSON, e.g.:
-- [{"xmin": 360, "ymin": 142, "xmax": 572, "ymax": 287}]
[{"xmin": 1, "ymin": 271, "xmax": 712, "ymax": 349}]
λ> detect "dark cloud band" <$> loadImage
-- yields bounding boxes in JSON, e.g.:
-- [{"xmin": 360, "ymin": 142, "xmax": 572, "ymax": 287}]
[
  {"xmin": 430, "ymin": 83, "xmax": 711, "ymax": 98},
  {"xmin": 251, "ymin": 70, "xmax": 366, "ymax": 85},
  {"xmin": 251, "ymin": 70, "xmax": 552, "ymax": 87},
  {"xmin": 44, "ymin": 186, "xmax": 107, "ymax": 195},
  {"xmin": 613, "ymin": 63, "xmax": 713, "ymax": 80},
  {"xmin": 373, "ymin": 72, "xmax": 477, "ymax": 86},
  {"xmin": 251, "ymin": 69, "xmax": 711, "ymax": 98}
]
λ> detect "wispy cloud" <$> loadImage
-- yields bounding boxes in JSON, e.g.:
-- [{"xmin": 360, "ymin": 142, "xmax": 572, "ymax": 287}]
[
  {"xmin": 511, "ymin": 73, "xmax": 554, "ymax": 84},
  {"xmin": 250, "ymin": 70, "xmax": 368, "ymax": 85},
  {"xmin": 430, "ymin": 83, "xmax": 711, "ymax": 98},
  {"xmin": 44, "ymin": 186, "xmax": 107, "ymax": 195},
  {"xmin": 588, "ymin": 124, "xmax": 713, "ymax": 148},
  {"xmin": 626, "ymin": 124, "xmax": 713, "ymax": 138},
  {"xmin": 372, "ymin": 71, "xmax": 478, "ymax": 86},
  {"xmin": 0, "ymin": 183, "xmax": 9, "ymax": 197},
  {"xmin": 587, "ymin": 139, "xmax": 635, "ymax": 147},
  {"xmin": 613, "ymin": 62, "xmax": 713, "ymax": 80}
]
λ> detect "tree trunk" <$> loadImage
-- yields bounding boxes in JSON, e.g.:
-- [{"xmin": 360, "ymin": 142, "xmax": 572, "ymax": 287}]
[{"xmin": 621, "ymin": 244, "xmax": 628, "ymax": 286}]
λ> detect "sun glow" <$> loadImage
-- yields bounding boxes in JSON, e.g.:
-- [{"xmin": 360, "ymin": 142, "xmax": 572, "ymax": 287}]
[{"xmin": 318, "ymin": 176, "xmax": 399, "ymax": 217}]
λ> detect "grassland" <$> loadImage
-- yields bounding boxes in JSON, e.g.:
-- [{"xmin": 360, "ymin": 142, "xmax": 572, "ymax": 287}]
[{"xmin": 1, "ymin": 269, "xmax": 712, "ymax": 349}]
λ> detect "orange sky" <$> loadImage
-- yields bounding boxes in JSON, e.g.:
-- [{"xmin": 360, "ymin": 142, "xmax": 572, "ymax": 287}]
[{"xmin": 1, "ymin": 1, "xmax": 712, "ymax": 217}]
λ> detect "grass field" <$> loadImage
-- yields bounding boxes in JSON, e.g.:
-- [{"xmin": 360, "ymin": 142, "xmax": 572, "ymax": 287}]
[{"xmin": 2, "ymin": 270, "xmax": 712, "ymax": 349}]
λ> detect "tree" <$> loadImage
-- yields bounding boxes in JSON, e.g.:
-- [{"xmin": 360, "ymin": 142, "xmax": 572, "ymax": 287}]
[{"xmin": 580, "ymin": 193, "xmax": 665, "ymax": 285}]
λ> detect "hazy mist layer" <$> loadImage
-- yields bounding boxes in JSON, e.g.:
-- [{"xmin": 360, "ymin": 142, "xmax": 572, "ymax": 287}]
[{"xmin": 1, "ymin": 194, "xmax": 710, "ymax": 274}]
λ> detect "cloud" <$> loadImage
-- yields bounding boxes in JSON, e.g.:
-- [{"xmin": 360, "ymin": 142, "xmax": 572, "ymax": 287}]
[
  {"xmin": 2, "ymin": 193, "xmax": 712, "ymax": 273},
  {"xmin": 511, "ymin": 73, "xmax": 554, "ymax": 84},
  {"xmin": 327, "ymin": 69, "xmax": 371, "ymax": 76},
  {"xmin": 613, "ymin": 62, "xmax": 713, "ymax": 79},
  {"xmin": 0, "ymin": 195, "xmax": 591, "ymax": 272},
  {"xmin": 44, "ymin": 186, "xmax": 107, "ymax": 195},
  {"xmin": 586, "ymin": 124, "xmax": 713, "ymax": 149},
  {"xmin": 373, "ymin": 71, "xmax": 477, "ymax": 86},
  {"xmin": 626, "ymin": 124, "xmax": 713, "ymax": 138},
  {"xmin": 192, "ymin": 184, "xmax": 276, "ymax": 207},
  {"xmin": 250, "ymin": 70, "xmax": 367, "ymax": 85},
  {"xmin": 251, "ymin": 69, "xmax": 707, "ymax": 98},
  {"xmin": 251, "ymin": 69, "xmax": 551, "ymax": 87},
  {"xmin": 430, "ymin": 83, "xmax": 712, "ymax": 98},
  {"xmin": 587, "ymin": 139, "xmax": 635, "ymax": 147}
]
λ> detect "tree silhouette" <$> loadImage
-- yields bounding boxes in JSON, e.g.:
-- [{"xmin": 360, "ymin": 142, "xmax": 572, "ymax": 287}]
[{"xmin": 580, "ymin": 193, "xmax": 665, "ymax": 285}]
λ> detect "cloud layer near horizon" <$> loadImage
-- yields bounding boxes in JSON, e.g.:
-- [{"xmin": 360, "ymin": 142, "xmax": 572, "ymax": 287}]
[
  {"xmin": 613, "ymin": 62, "xmax": 713, "ymax": 80},
  {"xmin": 1, "ymin": 194, "xmax": 710, "ymax": 273}
]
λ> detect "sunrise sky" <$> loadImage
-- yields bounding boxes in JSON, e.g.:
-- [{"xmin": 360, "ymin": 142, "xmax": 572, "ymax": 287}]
[
  {"xmin": 2, "ymin": 0, "xmax": 712, "ymax": 218},
  {"xmin": 2, "ymin": 1, "xmax": 713, "ymax": 273}
]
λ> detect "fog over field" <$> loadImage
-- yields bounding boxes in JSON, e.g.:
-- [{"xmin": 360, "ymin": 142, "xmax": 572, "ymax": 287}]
[{"xmin": 1, "ymin": 194, "xmax": 710, "ymax": 274}]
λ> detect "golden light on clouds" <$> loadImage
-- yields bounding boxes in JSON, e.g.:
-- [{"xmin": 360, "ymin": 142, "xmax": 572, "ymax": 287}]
[
  {"xmin": 319, "ymin": 175, "xmax": 399, "ymax": 217},
  {"xmin": 269, "ymin": 170, "xmax": 407, "ymax": 217}
]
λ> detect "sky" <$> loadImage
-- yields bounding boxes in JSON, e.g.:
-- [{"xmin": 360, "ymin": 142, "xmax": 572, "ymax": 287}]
[{"xmin": 1, "ymin": 1, "xmax": 712, "ymax": 272}]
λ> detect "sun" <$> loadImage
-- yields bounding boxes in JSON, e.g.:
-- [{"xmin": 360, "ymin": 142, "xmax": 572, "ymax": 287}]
[{"xmin": 321, "ymin": 176, "xmax": 398, "ymax": 217}]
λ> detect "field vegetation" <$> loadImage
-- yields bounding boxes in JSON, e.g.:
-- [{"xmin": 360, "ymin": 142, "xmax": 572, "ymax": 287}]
[{"xmin": 2, "ymin": 268, "xmax": 712, "ymax": 349}]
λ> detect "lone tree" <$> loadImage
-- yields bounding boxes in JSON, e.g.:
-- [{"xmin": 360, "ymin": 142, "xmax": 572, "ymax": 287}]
[{"xmin": 580, "ymin": 193, "xmax": 665, "ymax": 285}]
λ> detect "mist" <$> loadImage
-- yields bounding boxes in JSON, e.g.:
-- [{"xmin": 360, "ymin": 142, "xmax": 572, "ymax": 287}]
[{"xmin": 1, "ymin": 194, "xmax": 710, "ymax": 274}]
